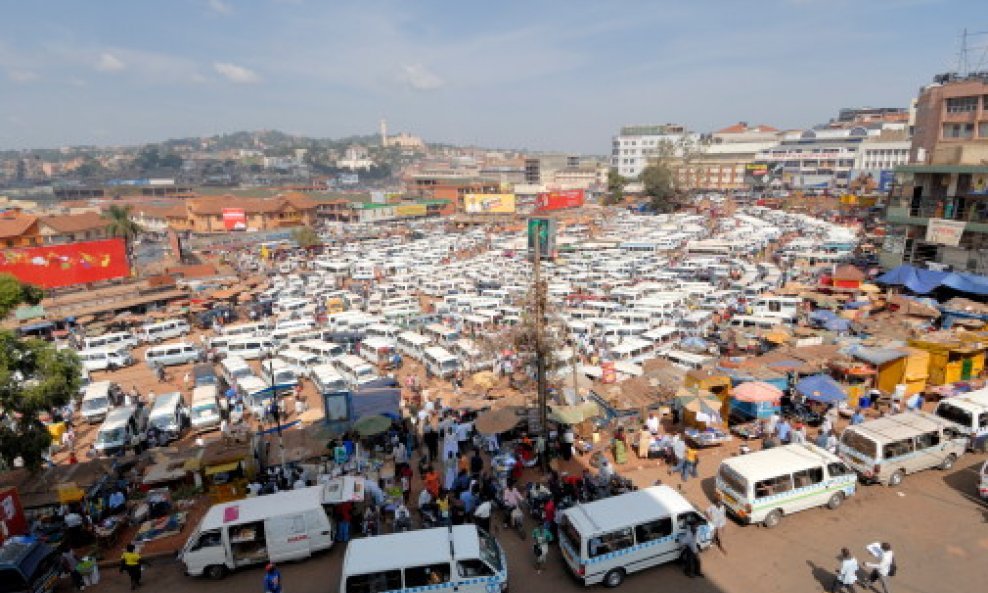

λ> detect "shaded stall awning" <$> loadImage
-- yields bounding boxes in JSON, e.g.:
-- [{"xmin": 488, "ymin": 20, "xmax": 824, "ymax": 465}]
[
  {"xmin": 795, "ymin": 373, "xmax": 847, "ymax": 404},
  {"xmin": 203, "ymin": 460, "xmax": 241, "ymax": 476},
  {"xmin": 877, "ymin": 264, "xmax": 988, "ymax": 296},
  {"xmin": 474, "ymin": 407, "xmax": 524, "ymax": 435},
  {"xmin": 732, "ymin": 381, "xmax": 783, "ymax": 403},
  {"xmin": 848, "ymin": 346, "xmax": 909, "ymax": 366},
  {"xmin": 548, "ymin": 402, "xmax": 600, "ymax": 425}
]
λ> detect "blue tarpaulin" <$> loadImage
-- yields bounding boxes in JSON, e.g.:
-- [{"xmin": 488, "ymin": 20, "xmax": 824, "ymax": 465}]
[
  {"xmin": 795, "ymin": 374, "xmax": 847, "ymax": 404},
  {"xmin": 877, "ymin": 264, "xmax": 988, "ymax": 295},
  {"xmin": 808, "ymin": 310, "xmax": 850, "ymax": 332}
]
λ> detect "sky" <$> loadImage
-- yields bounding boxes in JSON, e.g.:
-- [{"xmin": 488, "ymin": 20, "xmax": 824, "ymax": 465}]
[{"xmin": 0, "ymin": 0, "xmax": 982, "ymax": 154}]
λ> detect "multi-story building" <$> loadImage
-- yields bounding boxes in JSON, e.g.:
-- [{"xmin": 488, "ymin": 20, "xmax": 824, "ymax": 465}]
[
  {"xmin": 882, "ymin": 73, "xmax": 988, "ymax": 273},
  {"xmin": 757, "ymin": 127, "xmax": 881, "ymax": 190},
  {"xmin": 524, "ymin": 154, "xmax": 580, "ymax": 185},
  {"xmin": 611, "ymin": 124, "xmax": 700, "ymax": 178},
  {"xmin": 676, "ymin": 141, "xmax": 779, "ymax": 191}
]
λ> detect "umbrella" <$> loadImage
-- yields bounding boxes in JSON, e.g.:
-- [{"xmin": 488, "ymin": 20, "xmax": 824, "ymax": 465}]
[
  {"xmin": 732, "ymin": 381, "xmax": 783, "ymax": 403},
  {"xmin": 352, "ymin": 414, "xmax": 392, "ymax": 436},
  {"xmin": 675, "ymin": 389, "xmax": 722, "ymax": 415},
  {"xmin": 474, "ymin": 408, "xmax": 523, "ymax": 435}
]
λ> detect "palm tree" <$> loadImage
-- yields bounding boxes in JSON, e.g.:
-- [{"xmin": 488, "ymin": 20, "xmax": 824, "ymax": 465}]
[{"xmin": 103, "ymin": 204, "xmax": 143, "ymax": 269}]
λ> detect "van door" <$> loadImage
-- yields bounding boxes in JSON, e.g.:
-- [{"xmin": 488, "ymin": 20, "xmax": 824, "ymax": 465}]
[
  {"xmin": 303, "ymin": 509, "xmax": 333, "ymax": 551},
  {"xmin": 265, "ymin": 514, "xmax": 311, "ymax": 561}
]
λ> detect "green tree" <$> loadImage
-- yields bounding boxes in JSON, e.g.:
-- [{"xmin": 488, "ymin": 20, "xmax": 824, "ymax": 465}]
[
  {"xmin": 641, "ymin": 162, "xmax": 680, "ymax": 213},
  {"xmin": 0, "ymin": 273, "xmax": 43, "ymax": 319},
  {"xmin": 292, "ymin": 226, "xmax": 321, "ymax": 248},
  {"xmin": 605, "ymin": 170, "xmax": 627, "ymax": 205},
  {"xmin": 0, "ymin": 332, "xmax": 82, "ymax": 470}
]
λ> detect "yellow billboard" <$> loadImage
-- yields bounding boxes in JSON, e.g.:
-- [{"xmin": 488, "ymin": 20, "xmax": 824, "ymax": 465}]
[
  {"xmin": 395, "ymin": 203, "xmax": 427, "ymax": 217},
  {"xmin": 463, "ymin": 193, "xmax": 516, "ymax": 214}
]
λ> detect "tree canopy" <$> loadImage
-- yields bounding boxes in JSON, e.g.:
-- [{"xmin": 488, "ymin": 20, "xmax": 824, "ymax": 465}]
[
  {"xmin": 291, "ymin": 226, "xmax": 321, "ymax": 248},
  {"xmin": 103, "ymin": 204, "xmax": 143, "ymax": 242},
  {"xmin": 0, "ymin": 273, "xmax": 43, "ymax": 319},
  {"xmin": 605, "ymin": 170, "xmax": 627, "ymax": 205},
  {"xmin": 0, "ymin": 332, "xmax": 82, "ymax": 470},
  {"xmin": 641, "ymin": 162, "xmax": 680, "ymax": 213}
]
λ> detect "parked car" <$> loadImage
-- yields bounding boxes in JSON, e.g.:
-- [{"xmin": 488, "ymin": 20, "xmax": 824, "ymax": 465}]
[{"xmin": 783, "ymin": 401, "xmax": 823, "ymax": 427}]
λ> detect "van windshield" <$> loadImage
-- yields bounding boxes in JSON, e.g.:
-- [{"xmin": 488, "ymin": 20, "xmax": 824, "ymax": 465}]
[
  {"xmin": 718, "ymin": 464, "xmax": 748, "ymax": 497},
  {"xmin": 478, "ymin": 529, "xmax": 502, "ymax": 572},
  {"xmin": 841, "ymin": 430, "xmax": 878, "ymax": 459},
  {"xmin": 82, "ymin": 397, "xmax": 109, "ymax": 412},
  {"xmin": 97, "ymin": 427, "xmax": 125, "ymax": 444},
  {"xmin": 936, "ymin": 402, "xmax": 972, "ymax": 427},
  {"xmin": 559, "ymin": 514, "xmax": 582, "ymax": 554},
  {"xmin": 191, "ymin": 403, "xmax": 218, "ymax": 419}
]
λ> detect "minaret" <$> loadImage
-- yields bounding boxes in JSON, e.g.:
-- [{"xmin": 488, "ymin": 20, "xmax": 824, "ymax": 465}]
[{"xmin": 380, "ymin": 119, "xmax": 388, "ymax": 147}]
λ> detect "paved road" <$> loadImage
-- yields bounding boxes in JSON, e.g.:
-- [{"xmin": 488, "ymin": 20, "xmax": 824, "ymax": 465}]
[{"xmin": 81, "ymin": 453, "xmax": 987, "ymax": 593}]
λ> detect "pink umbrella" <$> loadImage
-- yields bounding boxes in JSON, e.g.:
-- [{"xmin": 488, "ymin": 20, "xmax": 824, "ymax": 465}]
[{"xmin": 733, "ymin": 381, "xmax": 783, "ymax": 403}]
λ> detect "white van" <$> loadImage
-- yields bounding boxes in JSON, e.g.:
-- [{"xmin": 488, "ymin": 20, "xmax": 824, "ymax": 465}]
[
  {"xmin": 260, "ymin": 359, "xmax": 300, "ymax": 390},
  {"xmin": 145, "ymin": 342, "xmax": 201, "ymax": 368},
  {"xmin": 422, "ymin": 324, "xmax": 460, "ymax": 346},
  {"xmin": 451, "ymin": 339, "xmax": 493, "ymax": 372},
  {"xmin": 181, "ymin": 485, "xmax": 335, "ymax": 579},
  {"xmin": 226, "ymin": 336, "xmax": 276, "ymax": 361},
  {"xmin": 333, "ymin": 354, "xmax": 378, "ymax": 389},
  {"xmin": 219, "ymin": 356, "xmax": 254, "ymax": 387},
  {"xmin": 83, "ymin": 331, "xmax": 139, "ymax": 351},
  {"xmin": 190, "ymin": 386, "xmax": 222, "ymax": 433},
  {"xmin": 148, "ymin": 391, "xmax": 187, "ymax": 442},
  {"xmin": 93, "ymin": 405, "xmax": 147, "ymax": 456},
  {"xmin": 237, "ymin": 376, "xmax": 275, "ymax": 417},
  {"xmin": 81, "ymin": 381, "xmax": 117, "ymax": 424},
  {"xmin": 340, "ymin": 525, "xmax": 507, "ymax": 593},
  {"xmin": 934, "ymin": 388, "xmax": 988, "ymax": 451},
  {"xmin": 558, "ymin": 486, "xmax": 712, "ymax": 587},
  {"xmin": 79, "ymin": 346, "xmax": 134, "ymax": 372},
  {"xmin": 277, "ymin": 349, "xmax": 321, "ymax": 379},
  {"xmin": 221, "ymin": 321, "xmax": 269, "ymax": 338},
  {"xmin": 397, "ymin": 331, "xmax": 432, "ymax": 360},
  {"xmin": 422, "ymin": 346, "xmax": 460, "ymax": 379},
  {"xmin": 716, "ymin": 443, "xmax": 857, "ymax": 528},
  {"xmin": 838, "ymin": 410, "xmax": 968, "ymax": 486},
  {"xmin": 141, "ymin": 319, "xmax": 190, "ymax": 343},
  {"xmin": 359, "ymin": 337, "xmax": 395, "ymax": 367},
  {"xmin": 297, "ymin": 339, "xmax": 346, "ymax": 363},
  {"xmin": 311, "ymin": 364, "xmax": 348, "ymax": 394}
]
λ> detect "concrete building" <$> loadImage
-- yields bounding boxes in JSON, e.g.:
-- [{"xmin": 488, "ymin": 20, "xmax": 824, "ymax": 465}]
[
  {"xmin": 336, "ymin": 146, "xmax": 375, "ymax": 171},
  {"xmin": 38, "ymin": 212, "xmax": 109, "ymax": 244},
  {"xmin": 611, "ymin": 124, "xmax": 700, "ymax": 178},
  {"xmin": 882, "ymin": 73, "xmax": 988, "ymax": 273},
  {"xmin": 524, "ymin": 154, "xmax": 580, "ymax": 185},
  {"xmin": 757, "ymin": 127, "xmax": 878, "ymax": 190},
  {"xmin": 676, "ymin": 141, "xmax": 778, "ymax": 191}
]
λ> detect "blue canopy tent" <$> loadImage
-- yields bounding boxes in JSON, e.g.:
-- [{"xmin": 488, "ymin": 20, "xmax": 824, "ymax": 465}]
[
  {"xmin": 877, "ymin": 264, "xmax": 988, "ymax": 296},
  {"xmin": 795, "ymin": 374, "xmax": 847, "ymax": 404},
  {"xmin": 807, "ymin": 310, "xmax": 851, "ymax": 332}
]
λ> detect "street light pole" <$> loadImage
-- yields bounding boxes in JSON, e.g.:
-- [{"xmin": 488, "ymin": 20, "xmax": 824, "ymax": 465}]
[
  {"xmin": 533, "ymin": 229, "xmax": 549, "ymax": 473},
  {"xmin": 266, "ymin": 349, "xmax": 287, "ymax": 475}
]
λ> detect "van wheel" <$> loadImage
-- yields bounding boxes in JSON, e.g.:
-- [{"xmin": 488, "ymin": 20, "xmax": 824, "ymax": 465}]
[
  {"xmin": 887, "ymin": 470, "xmax": 905, "ymax": 487},
  {"xmin": 762, "ymin": 509, "xmax": 782, "ymax": 528},
  {"xmin": 940, "ymin": 453, "xmax": 957, "ymax": 470},
  {"xmin": 827, "ymin": 492, "xmax": 844, "ymax": 510},
  {"xmin": 205, "ymin": 565, "xmax": 227, "ymax": 580},
  {"xmin": 603, "ymin": 568, "xmax": 625, "ymax": 588}
]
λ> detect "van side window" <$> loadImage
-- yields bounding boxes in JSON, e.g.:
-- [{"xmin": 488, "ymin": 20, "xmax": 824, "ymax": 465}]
[
  {"xmin": 634, "ymin": 517, "xmax": 673, "ymax": 543},
  {"xmin": 792, "ymin": 467, "xmax": 824, "ymax": 488},
  {"xmin": 589, "ymin": 528, "xmax": 633, "ymax": 557},
  {"xmin": 345, "ymin": 570, "xmax": 402, "ymax": 593},
  {"xmin": 883, "ymin": 438, "xmax": 915, "ymax": 458},
  {"xmin": 914, "ymin": 431, "xmax": 940, "ymax": 450},
  {"xmin": 676, "ymin": 511, "xmax": 705, "ymax": 531},
  {"xmin": 827, "ymin": 462, "xmax": 851, "ymax": 477},
  {"xmin": 191, "ymin": 530, "xmax": 222, "ymax": 551},
  {"xmin": 754, "ymin": 474, "xmax": 794, "ymax": 498},
  {"xmin": 457, "ymin": 559, "xmax": 494, "ymax": 578},
  {"xmin": 978, "ymin": 412, "xmax": 988, "ymax": 428},
  {"xmin": 404, "ymin": 564, "xmax": 450, "ymax": 588}
]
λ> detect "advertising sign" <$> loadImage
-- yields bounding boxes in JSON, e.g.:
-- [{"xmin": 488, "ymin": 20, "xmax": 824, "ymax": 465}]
[
  {"xmin": 222, "ymin": 208, "xmax": 247, "ymax": 231},
  {"xmin": 879, "ymin": 170, "xmax": 896, "ymax": 192},
  {"xmin": 882, "ymin": 235, "xmax": 906, "ymax": 255},
  {"xmin": 925, "ymin": 218, "xmax": 966, "ymax": 247},
  {"xmin": 527, "ymin": 217, "xmax": 556, "ymax": 260},
  {"xmin": 463, "ymin": 193, "xmax": 516, "ymax": 214},
  {"xmin": 395, "ymin": 204, "xmax": 427, "ymax": 217},
  {"xmin": 0, "ymin": 238, "xmax": 130, "ymax": 289},
  {"xmin": 744, "ymin": 162, "xmax": 782, "ymax": 187},
  {"xmin": 536, "ymin": 189, "xmax": 585, "ymax": 212}
]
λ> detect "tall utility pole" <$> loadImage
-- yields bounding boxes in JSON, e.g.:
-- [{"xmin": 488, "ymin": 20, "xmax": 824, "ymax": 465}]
[{"xmin": 532, "ymin": 229, "xmax": 549, "ymax": 472}]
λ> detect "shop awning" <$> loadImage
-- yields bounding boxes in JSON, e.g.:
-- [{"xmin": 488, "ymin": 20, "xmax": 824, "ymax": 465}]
[{"xmin": 204, "ymin": 460, "xmax": 240, "ymax": 476}]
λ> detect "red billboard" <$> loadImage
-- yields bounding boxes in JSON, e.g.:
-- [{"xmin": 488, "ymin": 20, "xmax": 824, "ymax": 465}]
[
  {"xmin": 0, "ymin": 238, "xmax": 130, "ymax": 288},
  {"xmin": 536, "ymin": 189, "xmax": 585, "ymax": 212},
  {"xmin": 222, "ymin": 208, "xmax": 247, "ymax": 231}
]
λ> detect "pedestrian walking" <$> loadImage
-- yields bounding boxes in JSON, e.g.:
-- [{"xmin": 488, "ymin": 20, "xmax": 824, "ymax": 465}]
[
  {"xmin": 183, "ymin": 372, "xmax": 191, "ymax": 390},
  {"xmin": 532, "ymin": 523, "xmax": 553, "ymax": 574},
  {"xmin": 264, "ymin": 564, "xmax": 282, "ymax": 593},
  {"xmin": 474, "ymin": 497, "xmax": 492, "ymax": 533},
  {"xmin": 118, "ymin": 544, "xmax": 142, "ymax": 590},
  {"xmin": 680, "ymin": 522, "xmax": 703, "ymax": 578},
  {"xmin": 831, "ymin": 547, "xmax": 859, "ymax": 593},
  {"xmin": 706, "ymin": 494, "xmax": 728, "ymax": 553},
  {"xmin": 865, "ymin": 542, "xmax": 895, "ymax": 593},
  {"xmin": 680, "ymin": 445, "xmax": 699, "ymax": 481}
]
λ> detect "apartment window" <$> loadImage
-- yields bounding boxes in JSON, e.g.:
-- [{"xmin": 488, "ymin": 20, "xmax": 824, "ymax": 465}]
[
  {"xmin": 946, "ymin": 96, "xmax": 979, "ymax": 113},
  {"xmin": 943, "ymin": 123, "xmax": 975, "ymax": 139},
  {"xmin": 979, "ymin": 123, "xmax": 988, "ymax": 139}
]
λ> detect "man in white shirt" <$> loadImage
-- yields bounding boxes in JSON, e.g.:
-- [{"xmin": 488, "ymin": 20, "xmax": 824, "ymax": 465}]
[
  {"xmin": 766, "ymin": 412, "xmax": 780, "ymax": 437},
  {"xmin": 865, "ymin": 542, "xmax": 894, "ymax": 593},
  {"xmin": 473, "ymin": 499, "xmax": 492, "ymax": 532},
  {"xmin": 645, "ymin": 413, "xmax": 660, "ymax": 435},
  {"xmin": 831, "ymin": 547, "xmax": 859, "ymax": 593},
  {"xmin": 705, "ymin": 495, "xmax": 728, "ymax": 552}
]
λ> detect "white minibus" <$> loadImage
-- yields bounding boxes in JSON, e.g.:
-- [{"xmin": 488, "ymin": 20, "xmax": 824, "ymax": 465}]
[
  {"xmin": 340, "ymin": 525, "xmax": 506, "ymax": 593},
  {"xmin": 83, "ymin": 331, "xmax": 139, "ymax": 351},
  {"xmin": 359, "ymin": 337, "xmax": 395, "ymax": 367},
  {"xmin": 451, "ymin": 339, "xmax": 493, "ymax": 372},
  {"xmin": 716, "ymin": 443, "xmax": 857, "ymax": 528},
  {"xmin": 226, "ymin": 337, "xmax": 276, "ymax": 361},
  {"xmin": 79, "ymin": 346, "xmax": 134, "ymax": 372},
  {"xmin": 277, "ymin": 349, "xmax": 321, "ymax": 379},
  {"xmin": 422, "ymin": 324, "xmax": 460, "ymax": 346},
  {"xmin": 145, "ymin": 342, "xmax": 201, "ymax": 367},
  {"xmin": 148, "ymin": 391, "xmax": 187, "ymax": 443},
  {"xmin": 80, "ymin": 381, "xmax": 117, "ymax": 424},
  {"xmin": 422, "ymin": 346, "xmax": 460, "ymax": 379},
  {"xmin": 934, "ymin": 388, "xmax": 988, "ymax": 451},
  {"xmin": 838, "ymin": 410, "xmax": 968, "ymax": 486},
  {"xmin": 297, "ymin": 339, "xmax": 346, "ymax": 363},
  {"xmin": 93, "ymin": 405, "xmax": 147, "ymax": 456},
  {"xmin": 311, "ymin": 364, "xmax": 348, "ymax": 394},
  {"xmin": 190, "ymin": 385, "xmax": 222, "ymax": 433},
  {"xmin": 333, "ymin": 354, "xmax": 378, "ymax": 389},
  {"xmin": 141, "ymin": 319, "xmax": 190, "ymax": 343},
  {"xmin": 220, "ymin": 321, "xmax": 269, "ymax": 338},
  {"xmin": 260, "ymin": 359, "xmax": 300, "ymax": 390},
  {"xmin": 558, "ymin": 486, "xmax": 711, "ymax": 587},
  {"xmin": 181, "ymin": 485, "xmax": 334, "ymax": 579},
  {"xmin": 397, "ymin": 331, "xmax": 432, "ymax": 360},
  {"xmin": 219, "ymin": 356, "xmax": 254, "ymax": 387}
]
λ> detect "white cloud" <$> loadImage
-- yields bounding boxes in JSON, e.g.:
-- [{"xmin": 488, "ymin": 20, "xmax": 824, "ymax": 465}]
[
  {"xmin": 214, "ymin": 62, "xmax": 260, "ymax": 84},
  {"xmin": 8, "ymin": 69, "xmax": 39, "ymax": 83},
  {"xmin": 95, "ymin": 52, "xmax": 125, "ymax": 72},
  {"xmin": 397, "ymin": 63, "xmax": 443, "ymax": 91},
  {"xmin": 207, "ymin": 0, "xmax": 233, "ymax": 15}
]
